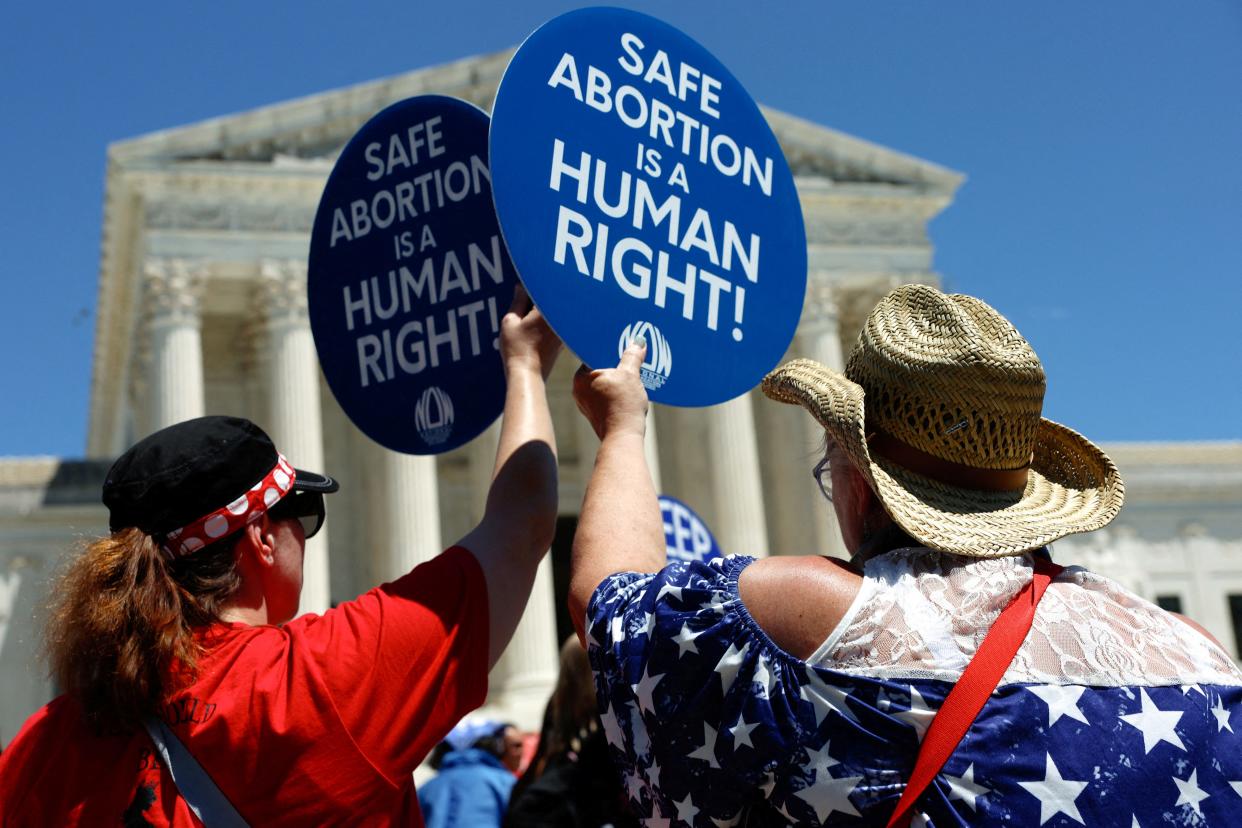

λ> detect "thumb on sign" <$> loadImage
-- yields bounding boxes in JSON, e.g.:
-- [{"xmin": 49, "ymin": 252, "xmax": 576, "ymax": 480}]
[{"xmin": 572, "ymin": 338, "xmax": 649, "ymax": 441}]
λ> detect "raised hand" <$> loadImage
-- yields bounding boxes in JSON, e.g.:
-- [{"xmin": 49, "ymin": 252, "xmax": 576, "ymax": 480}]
[
  {"xmin": 500, "ymin": 284, "xmax": 562, "ymax": 381},
  {"xmin": 572, "ymin": 339, "xmax": 649, "ymax": 441}
]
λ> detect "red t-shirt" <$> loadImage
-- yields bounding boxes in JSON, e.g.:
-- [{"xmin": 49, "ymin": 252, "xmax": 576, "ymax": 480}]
[{"xmin": 0, "ymin": 546, "xmax": 489, "ymax": 827}]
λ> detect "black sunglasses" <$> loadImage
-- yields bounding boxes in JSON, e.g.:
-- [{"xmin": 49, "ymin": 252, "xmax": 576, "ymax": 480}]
[{"xmin": 268, "ymin": 491, "xmax": 326, "ymax": 539}]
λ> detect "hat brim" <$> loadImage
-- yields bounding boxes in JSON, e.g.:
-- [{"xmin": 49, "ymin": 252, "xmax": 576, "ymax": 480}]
[
  {"xmin": 761, "ymin": 358, "xmax": 1125, "ymax": 558},
  {"xmin": 292, "ymin": 469, "xmax": 340, "ymax": 494}
]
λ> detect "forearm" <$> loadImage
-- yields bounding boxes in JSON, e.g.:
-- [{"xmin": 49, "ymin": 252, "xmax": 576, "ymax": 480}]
[
  {"xmin": 569, "ymin": 430, "xmax": 665, "ymax": 634},
  {"xmin": 485, "ymin": 364, "xmax": 558, "ymax": 544}
]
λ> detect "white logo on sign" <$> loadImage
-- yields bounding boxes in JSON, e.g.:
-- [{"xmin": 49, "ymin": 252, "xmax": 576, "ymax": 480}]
[
  {"xmin": 618, "ymin": 321, "xmax": 672, "ymax": 391},
  {"xmin": 415, "ymin": 386, "xmax": 455, "ymax": 446}
]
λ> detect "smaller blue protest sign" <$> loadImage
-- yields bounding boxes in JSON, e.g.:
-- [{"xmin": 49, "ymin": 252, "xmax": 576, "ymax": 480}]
[
  {"xmin": 490, "ymin": 7, "xmax": 806, "ymax": 407},
  {"xmin": 308, "ymin": 96, "xmax": 516, "ymax": 454},
  {"xmin": 659, "ymin": 494, "xmax": 723, "ymax": 565}
]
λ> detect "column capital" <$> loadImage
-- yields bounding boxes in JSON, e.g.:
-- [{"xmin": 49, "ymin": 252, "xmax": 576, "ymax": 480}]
[
  {"xmin": 259, "ymin": 259, "xmax": 309, "ymax": 329},
  {"xmin": 143, "ymin": 258, "xmax": 206, "ymax": 329}
]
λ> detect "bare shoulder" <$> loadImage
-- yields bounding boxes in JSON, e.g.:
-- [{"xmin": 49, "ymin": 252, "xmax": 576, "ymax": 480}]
[{"xmin": 737, "ymin": 555, "xmax": 863, "ymax": 661}]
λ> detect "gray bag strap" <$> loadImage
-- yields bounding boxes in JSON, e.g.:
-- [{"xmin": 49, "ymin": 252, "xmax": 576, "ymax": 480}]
[{"xmin": 143, "ymin": 716, "xmax": 250, "ymax": 828}]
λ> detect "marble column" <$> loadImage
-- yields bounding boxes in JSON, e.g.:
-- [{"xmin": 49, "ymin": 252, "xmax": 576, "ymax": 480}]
[
  {"xmin": 706, "ymin": 395, "xmax": 770, "ymax": 558},
  {"xmin": 378, "ymin": 451, "xmax": 442, "ymax": 578},
  {"xmin": 799, "ymin": 280, "xmax": 850, "ymax": 559},
  {"xmin": 260, "ymin": 260, "xmax": 332, "ymax": 614},
  {"xmin": 486, "ymin": 554, "xmax": 559, "ymax": 731},
  {"xmin": 143, "ymin": 259, "xmax": 206, "ymax": 431}
]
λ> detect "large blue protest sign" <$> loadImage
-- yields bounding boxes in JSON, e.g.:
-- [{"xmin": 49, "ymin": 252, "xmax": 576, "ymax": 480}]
[
  {"xmin": 659, "ymin": 495, "xmax": 723, "ymax": 565},
  {"xmin": 490, "ymin": 7, "xmax": 806, "ymax": 407},
  {"xmin": 308, "ymin": 96, "xmax": 516, "ymax": 454}
]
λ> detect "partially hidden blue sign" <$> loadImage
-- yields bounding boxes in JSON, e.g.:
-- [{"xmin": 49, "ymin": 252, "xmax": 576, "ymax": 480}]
[
  {"xmin": 308, "ymin": 96, "xmax": 516, "ymax": 454},
  {"xmin": 659, "ymin": 494, "xmax": 722, "ymax": 565},
  {"xmin": 490, "ymin": 7, "xmax": 806, "ymax": 407}
]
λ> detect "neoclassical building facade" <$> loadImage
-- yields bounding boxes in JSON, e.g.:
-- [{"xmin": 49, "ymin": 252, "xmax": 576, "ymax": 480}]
[{"xmin": 2, "ymin": 50, "xmax": 1239, "ymax": 742}]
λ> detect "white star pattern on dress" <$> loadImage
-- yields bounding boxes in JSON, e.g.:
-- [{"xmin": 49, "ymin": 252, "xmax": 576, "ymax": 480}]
[
  {"xmin": 945, "ymin": 762, "xmax": 990, "ymax": 812},
  {"xmin": 1211, "ymin": 695, "xmax": 1234, "ymax": 733},
  {"xmin": 730, "ymin": 712, "xmax": 759, "ymax": 750},
  {"xmin": 698, "ymin": 591, "xmax": 728, "ymax": 615},
  {"xmin": 1172, "ymin": 768, "xmax": 1210, "ymax": 815},
  {"xmin": 632, "ymin": 664, "xmax": 665, "ymax": 716},
  {"xmin": 610, "ymin": 613, "xmax": 625, "ymax": 644},
  {"xmin": 673, "ymin": 622, "xmax": 703, "ymax": 658},
  {"xmin": 641, "ymin": 611, "xmax": 656, "ymax": 639},
  {"xmin": 1017, "ymin": 754, "xmax": 1088, "ymax": 825},
  {"xmin": 753, "ymin": 657, "xmax": 777, "ymax": 700},
  {"xmin": 624, "ymin": 770, "xmax": 645, "ymax": 804},
  {"xmin": 1230, "ymin": 780, "xmax": 1242, "ymax": 800},
  {"xmin": 688, "ymin": 722, "xmax": 721, "ymax": 768},
  {"xmin": 802, "ymin": 740, "xmax": 839, "ymax": 776},
  {"xmin": 601, "ymin": 700, "xmax": 626, "ymax": 749},
  {"xmin": 1182, "ymin": 683, "xmax": 1205, "ymax": 697},
  {"xmin": 774, "ymin": 801, "xmax": 797, "ymax": 823},
  {"xmin": 1028, "ymin": 684, "xmax": 1090, "ymax": 727},
  {"xmin": 793, "ymin": 768, "xmax": 863, "ymax": 821},
  {"xmin": 715, "ymin": 641, "xmax": 749, "ymax": 694},
  {"xmin": 673, "ymin": 793, "xmax": 700, "ymax": 825},
  {"xmin": 891, "ymin": 685, "xmax": 936, "ymax": 741},
  {"xmin": 656, "ymin": 582, "xmax": 684, "ymax": 604},
  {"xmin": 1119, "ymin": 688, "xmax": 1185, "ymax": 754},
  {"xmin": 647, "ymin": 758, "xmax": 662, "ymax": 788},
  {"xmin": 628, "ymin": 702, "xmax": 652, "ymax": 758},
  {"xmin": 800, "ymin": 672, "xmax": 859, "ymax": 725}
]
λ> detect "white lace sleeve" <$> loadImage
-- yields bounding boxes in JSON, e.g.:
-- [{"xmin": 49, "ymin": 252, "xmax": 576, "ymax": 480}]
[{"xmin": 813, "ymin": 548, "xmax": 1242, "ymax": 688}]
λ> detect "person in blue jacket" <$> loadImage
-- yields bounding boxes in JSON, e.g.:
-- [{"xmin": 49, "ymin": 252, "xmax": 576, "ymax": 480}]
[{"xmin": 419, "ymin": 717, "xmax": 519, "ymax": 828}]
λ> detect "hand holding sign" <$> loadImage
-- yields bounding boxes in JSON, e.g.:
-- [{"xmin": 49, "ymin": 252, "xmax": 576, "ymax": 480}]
[
  {"xmin": 500, "ymin": 284, "xmax": 563, "ymax": 382},
  {"xmin": 572, "ymin": 338, "xmax": 650, "ymax": 441},
  {"xmin": 309, "ymin": 96, "xmax": 516, "ymax": 454},
  {"xmin": 491, "ymin": 7, "xmax": 806, "ymax": 407}
]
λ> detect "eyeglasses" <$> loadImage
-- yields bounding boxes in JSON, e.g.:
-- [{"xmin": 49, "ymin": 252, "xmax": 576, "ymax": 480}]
[
  {"xmin": 267, "ymin": 491, "xmax": 326, "ymax": 539},
  {"xmin": 812, "ymin": 457, "xmax": 832, "ymax": 503}
]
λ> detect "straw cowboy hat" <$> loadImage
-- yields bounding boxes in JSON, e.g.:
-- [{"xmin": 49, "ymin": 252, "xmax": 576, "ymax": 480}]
[{"xmin": 761, "ymin": 284, "xmax": 1124, "ymax": 558}]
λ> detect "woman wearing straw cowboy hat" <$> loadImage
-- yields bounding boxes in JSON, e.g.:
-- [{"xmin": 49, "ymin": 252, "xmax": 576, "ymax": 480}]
[
  {"xmin": 0, "ymin": 288, "xmax": 563, "ymax": 826},
  {"xmin": 569, "ymin": 284, "xmax": 1242, "ymax": 826}
]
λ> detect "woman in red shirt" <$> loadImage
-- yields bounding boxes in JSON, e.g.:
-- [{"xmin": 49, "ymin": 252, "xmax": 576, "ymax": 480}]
[{"xmin": 0, "ymin": 289, "xmax": 562, "ymax": 826}]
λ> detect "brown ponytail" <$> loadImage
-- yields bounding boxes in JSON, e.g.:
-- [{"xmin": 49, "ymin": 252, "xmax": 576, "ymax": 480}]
[{"xmin": 44, "ymin": 528, "xmax": 241, "ymax": 733}]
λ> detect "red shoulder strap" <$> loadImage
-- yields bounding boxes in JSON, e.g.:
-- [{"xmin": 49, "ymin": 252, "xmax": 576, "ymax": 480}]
[{"xmin": 885, "ymin": 557, "xmax": 1063, "ymax": 828}]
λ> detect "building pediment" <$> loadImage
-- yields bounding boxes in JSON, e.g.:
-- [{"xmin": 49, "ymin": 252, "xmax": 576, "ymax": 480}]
[{"xmin": 107, "ymin": 48, "xmax": 960, "ymax": 195}]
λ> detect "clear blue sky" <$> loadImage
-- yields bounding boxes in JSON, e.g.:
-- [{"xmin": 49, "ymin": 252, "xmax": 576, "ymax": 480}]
[{"xmin": 2, "ymin": 1, "xmax": 1239, "ymax": 457}]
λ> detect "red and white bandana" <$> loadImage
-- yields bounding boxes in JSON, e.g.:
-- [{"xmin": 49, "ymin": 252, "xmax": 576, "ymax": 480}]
[{"xmin": 161, "ymin": 454, "xmax": 296, "ymax": 558}]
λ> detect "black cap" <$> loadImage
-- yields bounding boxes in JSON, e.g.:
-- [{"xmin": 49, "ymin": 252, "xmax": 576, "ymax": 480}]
[{"xmin": 103, "ymin": 416, "xmax": 339, "ymax": 537}]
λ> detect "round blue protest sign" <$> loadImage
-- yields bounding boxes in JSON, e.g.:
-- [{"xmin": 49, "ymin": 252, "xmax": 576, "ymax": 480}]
[
  {"xmin": 490, "ymin": 7, "xmax": 806, "ymax": 407},
  {"xmin": 308, "ymin": 96, "xmax": 516, "ymax": 454},
  {"xmin": 659, "ymin": 495, "xmax": 723, "ymax": 564}
]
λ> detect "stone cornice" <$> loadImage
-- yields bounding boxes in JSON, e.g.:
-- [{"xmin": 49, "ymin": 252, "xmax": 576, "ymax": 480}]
[
  {"xmin": 765, "ymin": 107, "xmax": 964, "ymax": 195},
  {"xmin": 107, "ymin": 48, "xmax": 515, "ymax": 167},
  {"xmin": 147, "ymin": 197, "xmax": 317, "ymax": 234}
]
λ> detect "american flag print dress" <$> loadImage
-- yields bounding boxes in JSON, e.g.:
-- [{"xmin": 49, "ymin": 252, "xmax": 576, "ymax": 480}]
[{"xmin": 586, "ymin": 549, "xmax": 1242, "ymax": 827}]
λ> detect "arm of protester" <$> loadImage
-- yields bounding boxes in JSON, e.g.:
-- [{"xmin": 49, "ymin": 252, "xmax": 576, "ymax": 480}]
[
  {"xmin": 568, "ymin": 340, "xmax": 666, "ymax": 645},
  {"xmin": 459, "ymin": 285, "xmax": 562, "ymax": 668},
  {"xmin": 737, "ymin": 555, "xmax": 863, "ymax": 660}
]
